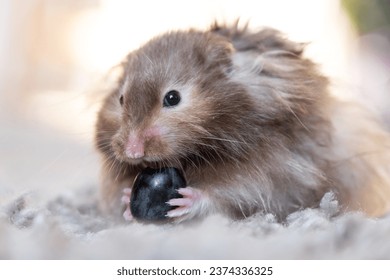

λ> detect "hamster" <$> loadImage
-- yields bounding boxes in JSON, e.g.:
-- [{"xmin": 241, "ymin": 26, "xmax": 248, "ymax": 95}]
[{"xmin": 95, "ymin": 22, "xmax": 390, "ymax": 223}]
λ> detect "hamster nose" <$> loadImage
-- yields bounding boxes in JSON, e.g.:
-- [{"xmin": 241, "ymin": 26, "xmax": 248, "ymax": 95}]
[{"xmin": 125, "ymin": 135, "xmax": 144, "ymax": 159}]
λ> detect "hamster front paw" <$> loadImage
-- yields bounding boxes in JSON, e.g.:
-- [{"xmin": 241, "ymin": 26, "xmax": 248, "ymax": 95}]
[
  {"xmin": 121, "ymin": 188, "xmax": 133, "ymax": 221},
  {"xmin": 166, "ymin": 187, "xmax": 206, "ymax": 220}
]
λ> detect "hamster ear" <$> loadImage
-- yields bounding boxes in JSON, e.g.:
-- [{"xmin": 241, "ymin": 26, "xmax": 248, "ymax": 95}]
[
  {"xmin": 211, "ymin": 22, "xmax": 304, "ymax": 56},
  {"xmin": 249, "ymin": 28, "xmax": 305, "ymax": 55},
  {"xmin": 203, "ymin": 36, "xmax": 235, "ymax": 72}
]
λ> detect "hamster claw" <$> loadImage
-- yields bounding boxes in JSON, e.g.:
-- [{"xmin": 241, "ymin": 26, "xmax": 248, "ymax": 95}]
[
  {"xmin": 166, "ymin": 187, "xmax": 202, "ymax": 218},
  {"xmin": 121, "ymin": 188, "xmax": 133, "ymax": 221}
]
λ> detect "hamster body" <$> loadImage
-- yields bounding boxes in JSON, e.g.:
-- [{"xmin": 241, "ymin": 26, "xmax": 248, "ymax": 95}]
[{"xmin": 95, "ymin": 23, "xmax": 390, "ymax": 223}]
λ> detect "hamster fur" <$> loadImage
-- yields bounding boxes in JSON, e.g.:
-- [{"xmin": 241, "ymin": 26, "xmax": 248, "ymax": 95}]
[{"xmin": 95, "ymin": 22, "xmax": 390, "ymax": 223}]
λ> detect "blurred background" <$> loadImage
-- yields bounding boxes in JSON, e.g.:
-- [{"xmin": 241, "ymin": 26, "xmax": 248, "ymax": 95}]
[{"xmin": 0, "ymin": 0, "xmax": 389, "ymax": 201}]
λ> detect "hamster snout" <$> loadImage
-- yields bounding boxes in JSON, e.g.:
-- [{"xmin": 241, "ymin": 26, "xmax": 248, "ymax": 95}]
[
  {"xmin": 125, "ymin": 135, "xmax": 144, "ymax": 159},
  {"xmin": 124, "ymin": 126, "xmax": 164, "ymax": 160}
]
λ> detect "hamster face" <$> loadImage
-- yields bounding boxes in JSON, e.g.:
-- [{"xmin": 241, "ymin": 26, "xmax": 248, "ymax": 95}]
[{"xmin": 102, "ymin": 31, "xmax": 257, "ymax": 169}]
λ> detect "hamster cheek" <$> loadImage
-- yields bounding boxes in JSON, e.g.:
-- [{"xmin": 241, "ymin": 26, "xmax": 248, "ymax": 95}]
[
  {"xmin": 144, "ymin": 138, "xmax": 169, "ymax": 159},
  {"xmin": 143, "ymin": 126, "xmax": 171, "ymax": 158}
]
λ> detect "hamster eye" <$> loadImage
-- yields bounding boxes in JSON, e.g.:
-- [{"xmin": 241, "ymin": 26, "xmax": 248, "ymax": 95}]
[
  {"xmin": 119, "ymin": 95, "xmax": 124, "ymax": 106},
  {"xmin": 163, "ymin": 90, "xmax": 181, "ymax": 107}
]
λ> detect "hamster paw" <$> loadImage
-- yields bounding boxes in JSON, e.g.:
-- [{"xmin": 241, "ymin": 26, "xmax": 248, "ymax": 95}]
[
  {"xmin": 166, "ymin": 187, "xmax": 204, "ymax": 219},
  {"xmin": 121, "ymin": 188, "xmax": 133, "ymax": 221}
]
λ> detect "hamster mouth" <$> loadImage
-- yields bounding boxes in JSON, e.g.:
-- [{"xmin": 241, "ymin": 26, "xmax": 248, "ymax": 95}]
[
  {"xmin": 144, "ymin": 158, "xmax": 184, "ymax": 171},
  {"xmin": 145, "ymin": 161, "xmax": 165, "ymax": 169},
  {"xmin": 125, "ymin": 157, "xmax": 144, "ymax": 165},
  {"xmin": 125, "ymin": 157, "xmax": 168, "ymax": 169},
  {"xmin": 124, "ymin": 154, "xmax": 185, "ymax": 171}
]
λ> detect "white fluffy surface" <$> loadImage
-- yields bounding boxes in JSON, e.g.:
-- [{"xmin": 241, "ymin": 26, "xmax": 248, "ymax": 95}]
[{"xmin": 1, "ymin": 188, "xmax": 390, "ymax": 259}]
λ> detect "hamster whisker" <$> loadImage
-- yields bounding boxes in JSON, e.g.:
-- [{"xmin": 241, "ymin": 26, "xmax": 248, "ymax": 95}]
[{"xmin": 199, "ymin": 136, "xmax": 250, "ymax": 145}]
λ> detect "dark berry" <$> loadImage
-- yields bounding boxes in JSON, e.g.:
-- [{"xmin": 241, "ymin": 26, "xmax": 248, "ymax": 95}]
[{"xmin": 130, "ymin": 167, "xmax": 186, "ymax": 222}]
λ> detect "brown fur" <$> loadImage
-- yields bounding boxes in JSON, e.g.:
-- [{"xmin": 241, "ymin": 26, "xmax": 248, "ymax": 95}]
[{"xmin": 95, "ymin": 22, "xmax": 390, "ymax": 222}]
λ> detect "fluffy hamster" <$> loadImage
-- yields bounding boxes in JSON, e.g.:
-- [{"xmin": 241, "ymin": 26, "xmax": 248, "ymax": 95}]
[{"xmin": 95, "ymin": 22, "xmax": 390, "ymax": 223}]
